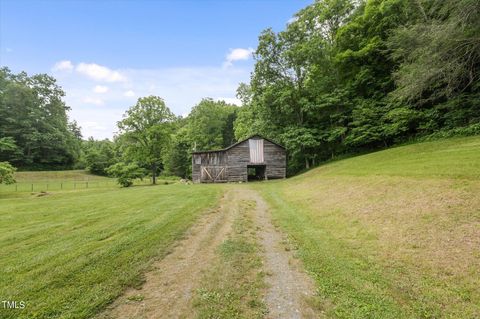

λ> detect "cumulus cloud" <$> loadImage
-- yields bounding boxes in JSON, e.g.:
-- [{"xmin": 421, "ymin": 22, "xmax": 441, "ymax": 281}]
[
  {"xmin": 223, "ymin": 48, "xmax": 254, "ymax": 67},
  {"xmin": 76, "ymin": 63, "xmax": 127, "ymax": 82},
  {"xmin": 83, "ymin": 97, "xmax": 104, "ymax": 105},
  {"xmin": 124, "ymin": 90, "xmax": 136, "ymax": 97},
  {"xmin": 52, "ymin": 60, "xmax": 74, "ymax": 71},
  {"xmin": 93, "ymin": 85, "xmax": 109, "ymax": 93}
]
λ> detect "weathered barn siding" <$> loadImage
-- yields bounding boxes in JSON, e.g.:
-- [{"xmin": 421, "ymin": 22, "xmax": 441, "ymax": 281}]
[
  {"xmin": 192, "ymin": 151, "xmax": 227, "ymax": 183},
  {"xmin": 192, "ymin": 135, "xmax": 286, "ymax": 183},
  {"xmin": 226, "ymin": 139, "xmax": 250, "ymax": 182},
  {"xmin": 264, "ymin": 139, "xmax": 286, "ymax": 179}
]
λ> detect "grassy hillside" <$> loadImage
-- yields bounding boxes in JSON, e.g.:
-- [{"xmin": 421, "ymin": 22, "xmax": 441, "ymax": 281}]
[
  {"xmin": 0, "ymin": 184, "xmax": 222, "ymax": 319},
  {"xmin": 256, "ymin": 136, "xmax": 480, "ymax": 318}
]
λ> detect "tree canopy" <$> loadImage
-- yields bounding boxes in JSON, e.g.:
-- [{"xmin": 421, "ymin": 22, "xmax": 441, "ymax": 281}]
[{"xmin": 0, "ymin": 68, "xmax": 81, "ymax": 169}]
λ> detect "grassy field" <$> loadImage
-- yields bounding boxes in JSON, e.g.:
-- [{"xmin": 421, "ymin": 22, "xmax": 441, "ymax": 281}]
[
  {"xmin": 0, "ymin": 183, "xmax": 222, "ymax": 319},
  {"xmin": 256, "ymin": 135, "xmax": 480, "ymax": 318},
  {"xmin": 1, "ymin": 136, "xmax": 479, "ymax": 318}
]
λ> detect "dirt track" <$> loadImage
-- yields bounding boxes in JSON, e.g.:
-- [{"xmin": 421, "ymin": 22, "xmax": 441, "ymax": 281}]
[{"xmin": 99, "ymin": 188, "xmax": 318, "ymax": 318}]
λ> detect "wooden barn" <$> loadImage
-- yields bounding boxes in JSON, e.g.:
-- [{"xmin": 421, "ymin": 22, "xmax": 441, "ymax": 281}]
[{"xmin": 192, "ymin": 135, "xmax": 286, "ymax": 183}]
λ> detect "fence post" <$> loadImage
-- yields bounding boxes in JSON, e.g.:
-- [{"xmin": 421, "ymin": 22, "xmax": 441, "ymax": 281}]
[
  {"xmin": 86, "ymin": 181, "xmax": 89, "ymax": 189},
  {"xmin": 31, "ymin": 184, "xmax": 33, "ymax": 192},
  {"xmin": 61, "ymin": 183, "xmax": 63, "ymax": 190}
]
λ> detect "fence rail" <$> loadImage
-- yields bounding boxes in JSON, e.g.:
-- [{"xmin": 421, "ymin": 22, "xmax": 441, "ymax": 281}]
[{"xmin": 0, "ymin": 178, "xmax": 154, "ymax": 192}]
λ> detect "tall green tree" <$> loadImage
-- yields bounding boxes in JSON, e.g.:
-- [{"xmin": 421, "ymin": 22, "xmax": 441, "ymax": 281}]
[
  {"xmin": 117, "ymin": 96, "xmax": 175, "ymax": 184},
  {"xmin": 240, "ymin": 0, "xmax": 354, "ymax": 171},
  {"xmin": 0, "ymin": 68, "xmax": 81, "ymax": 168},
  {"xmin": 387, "ymin": 0, "xmax": 480, "ymax": 131},
  {"xmin": 164, "ymin": 125, "xmax": 191, "ymax": 178},
  {"xmin": 187, "ymin": 98, "xmax": 238, "ymax": 151}
]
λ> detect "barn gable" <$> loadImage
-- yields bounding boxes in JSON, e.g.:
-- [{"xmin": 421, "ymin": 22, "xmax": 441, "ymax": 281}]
[{"xmin": 192, "ymin": 135, "xmax": 286, "ymax": 183}]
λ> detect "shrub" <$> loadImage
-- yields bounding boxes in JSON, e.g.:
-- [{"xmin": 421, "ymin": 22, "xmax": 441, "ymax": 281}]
[
  {"xmin": 0, "ymin": 161, "xmax": 16, "ymax": 184},
  {"xmin": 106, "ymin": 162, "xmax": 145, "ymax": 187}
]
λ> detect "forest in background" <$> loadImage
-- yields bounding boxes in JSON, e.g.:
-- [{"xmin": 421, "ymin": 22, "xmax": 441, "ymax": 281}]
[{"xmin": 1, "ymin": 0, "xmax": 479, "ymax": 182}]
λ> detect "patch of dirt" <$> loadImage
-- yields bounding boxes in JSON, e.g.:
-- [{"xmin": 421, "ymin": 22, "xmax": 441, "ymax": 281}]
[
  {"xmin": 235, "ymin": 189, "xmax": 320, "ymax": 319},
  {"xmin": 98, "ymin": 192, "xmax": 237, "ymax": 319},
  {"xmin": 34, "ymin": 191, "xmax": 51, "ymax": 197}
]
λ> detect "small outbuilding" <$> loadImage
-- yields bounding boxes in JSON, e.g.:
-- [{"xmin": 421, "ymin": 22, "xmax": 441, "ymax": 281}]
[{"xmin": 192, "ymin": 135, "xmax": 286, "ymax": 183}]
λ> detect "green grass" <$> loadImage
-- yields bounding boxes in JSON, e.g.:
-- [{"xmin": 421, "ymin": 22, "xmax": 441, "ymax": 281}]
[
  {"xmin": 2, "ymin": 136, "xmax": 479, "ymax": 318},
  {"xmin": 0, "ymin": 170, "xmax": 177, "ymax": 192},
  {"xmin": 194, "ymin": 200, "xmax": 267, "ymax": 318},
  {"xmin": 255, "ymin": 135, "xmax": 480, "ymax": 318},
  {"xmin": 0, "ymin": 183, "xmax": 222, "ymax": 319},
  {"xmin": 316, "ymin": 135, "xmax": 480, "ymax": 179}
]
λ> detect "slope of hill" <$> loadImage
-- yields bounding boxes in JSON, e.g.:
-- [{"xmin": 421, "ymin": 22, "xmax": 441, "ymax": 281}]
[{"xmin": 257, "ymin": 136, "xmax": 480, "ymax": 318}]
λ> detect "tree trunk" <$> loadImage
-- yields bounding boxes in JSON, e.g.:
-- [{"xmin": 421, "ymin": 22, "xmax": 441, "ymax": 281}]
[
  {"xmin": 152, "ymin": 163, "xmax": 157, "ymax": 185},
  {"xmin": 305, "ymin": 157, "xmax": 310, "ymax": 169}
]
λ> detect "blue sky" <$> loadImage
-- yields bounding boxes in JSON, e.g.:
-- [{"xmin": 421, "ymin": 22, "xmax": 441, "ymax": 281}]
[{"xmin": 1, "ymin": 0, "xmax": 311, "ymax": 139}]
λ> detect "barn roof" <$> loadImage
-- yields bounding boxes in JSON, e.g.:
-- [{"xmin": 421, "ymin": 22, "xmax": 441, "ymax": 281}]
[{"xmin": 192, "ymin": 134, "xmax": 285, "ymax": 154}]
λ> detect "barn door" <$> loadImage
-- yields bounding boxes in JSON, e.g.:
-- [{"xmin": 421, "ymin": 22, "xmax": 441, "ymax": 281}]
[
  {"xmin": 200, "ymin": 166, "xmax": 227, "ymax": 182},
  {"xmin": 249, "ymin": 139, "xmax": 264, "ymax": 163}
]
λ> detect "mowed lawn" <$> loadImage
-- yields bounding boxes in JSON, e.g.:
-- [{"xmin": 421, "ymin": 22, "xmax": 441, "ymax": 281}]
[
  {"xmin": 256, "ymin": 136, "xmax": 480, "ymax": 318},
  {"xmin": 0, "ymin": 183, "xmax": 222, "ymax": 319}
]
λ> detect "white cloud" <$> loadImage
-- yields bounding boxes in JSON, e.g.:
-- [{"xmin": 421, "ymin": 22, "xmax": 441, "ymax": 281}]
[
  {"xmin": 76, "ymin": 63, "xmax": 127, "ymax": 82},
  {"xmin": 93, "ymin": 85, "xmax": 109, "ymax": 93},
  {"xmin": 223, "ymin": 48, "xmax": 254, "ymax": 67},
  {"xmin": 52, "ymin": 60, "xmax": 74, "ymax": 72},
  {"xmin": 83, "ymin": 97, "xmax": 104, "ymax": 105},
  {"xmin": 124, "ymin": 90, "xmax": 136, "ymax": 97}
]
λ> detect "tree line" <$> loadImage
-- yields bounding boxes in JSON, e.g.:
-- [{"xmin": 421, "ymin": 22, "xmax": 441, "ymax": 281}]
[{"xmin": 1, "ymin": 0, "xmax": 479, "ymax": 184}]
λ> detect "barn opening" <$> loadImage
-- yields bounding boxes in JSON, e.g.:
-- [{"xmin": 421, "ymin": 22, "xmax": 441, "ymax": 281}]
[{"xmin": 247, "ymin": 165, "xmax": 266, "ymax": 181}]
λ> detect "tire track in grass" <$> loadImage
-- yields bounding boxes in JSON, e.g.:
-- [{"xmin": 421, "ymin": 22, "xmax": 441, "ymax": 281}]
[
  {"xmin": 193, "ymin": 190, "xmax": 267, "ymax": 318},
  {"xmin": 194, "ymin": 188, "xmax": 320, "ymax": 319},
  {"xmin": 246, "ymin": 188, "xmax": 319, "ymax": 319}
]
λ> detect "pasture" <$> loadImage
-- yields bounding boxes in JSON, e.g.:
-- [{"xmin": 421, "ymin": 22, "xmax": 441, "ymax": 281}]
[{"xmin": 0, "ymin": 182, "xmax": 222, "ymax": 319}]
